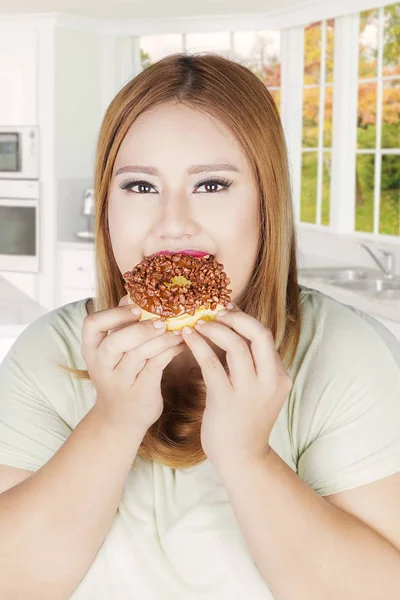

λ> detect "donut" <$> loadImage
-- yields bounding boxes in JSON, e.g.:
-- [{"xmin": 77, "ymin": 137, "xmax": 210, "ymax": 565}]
[{"xmin": 122, "ymin": 253, "xmax": 232, "ymax": 331}]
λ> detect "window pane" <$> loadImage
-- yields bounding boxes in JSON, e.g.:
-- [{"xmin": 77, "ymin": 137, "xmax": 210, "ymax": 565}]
[
  {"xmin": 325, "ymin": 19, "xmax": 335, "ymax": 84},
  {"xmin": 323, "ymin": 85, "xmax": 333, "ymax": 147},
  {"xmin": 357, "ymin": 82, "xmax": 377, "ymax": 149},
  {"xmin": 233, "ymin": 31, "xmax": 281, "ymax": 87},
  {"xmin": 301, "ymin": 152, "xmax": 318, "ymax": 223},
  {"xmin": 381, "ymin": 79, "xmax": 400, "ymax": 149},
  {"xmin": 304, "ymin": 22, "xmax": 321, "ymax": 85},
  {"xmin": 355, "ymin": 153, "xmax": 375, "ymax": 232},
  {"xmin": 383, "ymin": 3, "xmax": 400, "ymax": 73},
  {"xmin": 358, "ymin": 9, "xmax": 378, "ymax": 79},
  {"xmin": 379, "ymin": 154, "xmax": 400, "ymax": 236},
  {"xmin": 140, "ymin": 35, "xmax": 183, "ymax": 68},
  {"xmin": 321, "ymin": 151, "xmax": 331, "ymax": 225},
  {"xmin": 302, "ymin": 88, "xmax": 319, "ymax": 148},
  {"xmin": 185, "ymin": 32, "xmax": 231, "ymax": 55}
]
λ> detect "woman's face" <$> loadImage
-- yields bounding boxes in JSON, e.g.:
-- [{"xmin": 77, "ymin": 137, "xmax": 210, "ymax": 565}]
[{"xmin": 108, "ymin": 102, "xmax": 261, "ymax": 303}]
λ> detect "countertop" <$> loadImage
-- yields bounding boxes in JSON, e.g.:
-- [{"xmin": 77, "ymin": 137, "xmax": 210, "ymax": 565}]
[
  {"xmin": 298, "ymin": 254, "xmax": 400, "ymax": 324},
  {"xmin": 58, "ymin": 240, "xmax": 95, "ymax": 251}
]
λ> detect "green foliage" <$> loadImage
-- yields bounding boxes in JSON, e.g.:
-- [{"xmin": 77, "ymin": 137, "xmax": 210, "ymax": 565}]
[
  {"xmin": 382, "ymin": 154, "xmax": 400, "ymax": 190},
  {"xmin": 300, "ymin": 153, "xmax": 331, "ymax": 224},
  {"xmin": 383, "ymin": 4, "xmax": 400, "ymax": 67}
]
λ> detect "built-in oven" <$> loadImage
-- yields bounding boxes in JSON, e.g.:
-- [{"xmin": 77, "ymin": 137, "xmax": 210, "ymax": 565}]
[
  {"xmin": 0, "ymin": 179, "xmax": 39, "ymax": 273},
  {"xmin": 0, "ymin": 126, "xmax": 39, "ymax": 179}
]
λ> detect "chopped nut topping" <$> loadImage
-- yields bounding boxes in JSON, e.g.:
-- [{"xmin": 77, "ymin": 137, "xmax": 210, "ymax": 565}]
[{"xmin": 122, "ymin": 254, "xmax": 232, "ymax": 319}]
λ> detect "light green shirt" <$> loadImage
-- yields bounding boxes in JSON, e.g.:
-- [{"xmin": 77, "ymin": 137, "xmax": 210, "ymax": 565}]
[{"xmin": 1, "ymin": 285, "xmax": 400, "ymax": 599}]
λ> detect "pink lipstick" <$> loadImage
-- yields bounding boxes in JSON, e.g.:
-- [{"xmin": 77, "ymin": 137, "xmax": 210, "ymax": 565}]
[{"xmin": 156, "ymin": 250, "xmax": 210, "ymax": 258}]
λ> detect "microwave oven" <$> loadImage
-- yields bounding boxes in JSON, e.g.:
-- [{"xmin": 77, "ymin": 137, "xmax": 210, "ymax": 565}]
[{"xmin": 0, "ymin": 126, "xmax": 39, "ymax": 179}]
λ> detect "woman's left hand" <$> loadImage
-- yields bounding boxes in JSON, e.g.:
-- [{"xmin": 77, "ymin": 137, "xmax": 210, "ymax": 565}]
[{"xmin": 181, "ymin": 304, "xmax": 293, "ymax": 473}]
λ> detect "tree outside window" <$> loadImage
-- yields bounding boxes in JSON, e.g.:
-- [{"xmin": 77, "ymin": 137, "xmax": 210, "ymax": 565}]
[
  {"xmin": 300, "ymin": 19, "xmax": 335, "ymax": 227},
  {"xmin": 356, "ymin": 3, "xmax": 400, "ymax": 237},
  {"xmin": 232, "ymin": 30, "xmax": 281, "ymax": 112}
]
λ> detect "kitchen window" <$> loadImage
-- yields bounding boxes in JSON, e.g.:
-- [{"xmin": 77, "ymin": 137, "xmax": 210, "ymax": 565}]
[
  {"xmin": 133, "ymin": 0, "xmax": 398, "ymax": 242},
  {"xmin": 232, "ymin": 30, "xmax": 281, "ymax": 111},
  {"xmin": 298, "ymin": 1, "xmax": 400, "ymax": 238},
  {"xmin": 139, "ymin": 30, "xmax": 281, "ymax": 113}
]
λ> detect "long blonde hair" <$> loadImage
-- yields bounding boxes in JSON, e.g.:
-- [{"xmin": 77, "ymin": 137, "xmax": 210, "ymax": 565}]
[{"xmin": 60, "ymin": 52, "xmax": 302, "ymax": 469}]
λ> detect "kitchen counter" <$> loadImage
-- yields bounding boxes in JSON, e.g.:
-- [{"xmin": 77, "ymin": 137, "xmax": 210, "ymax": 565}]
[
  {"xmin": 58, "ymin": 240, "xmax": 95, "ymax": 251},
  {"xmin": 298, "ymin": 253, "xmax": 400, "ymax": 325}
]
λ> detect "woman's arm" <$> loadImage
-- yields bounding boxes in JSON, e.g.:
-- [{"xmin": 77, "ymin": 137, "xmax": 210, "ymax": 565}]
[
  {"xmin": 220, "ymin": 450, "xmax": 400, "ymax": 600},
  {"xmin": 0, "ymin": 403, "xmax": 144, "ymax": 600}
]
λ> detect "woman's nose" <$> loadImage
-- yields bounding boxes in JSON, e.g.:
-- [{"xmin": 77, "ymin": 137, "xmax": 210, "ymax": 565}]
[{"xmin": 155, "ymin": 193, "xmax": 198, "ymax": 239}]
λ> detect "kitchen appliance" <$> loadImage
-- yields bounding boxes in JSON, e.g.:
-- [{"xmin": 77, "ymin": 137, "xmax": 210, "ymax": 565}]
[
  {"xmin": 0, "ymin": 179, "xmax": 40, "ymax": 272},
  {"xmin": 75, "ymin": 188, "xmax": 95, "ymax": 241},
  {"xmin": 0, "ymin": 126, "xmax": 39, "ymax": 179}
]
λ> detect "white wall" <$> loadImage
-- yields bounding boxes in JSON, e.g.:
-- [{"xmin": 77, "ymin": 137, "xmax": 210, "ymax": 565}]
[{"xmin": 55, "ymin": 27, "xmax": 105, "ymax": 179}]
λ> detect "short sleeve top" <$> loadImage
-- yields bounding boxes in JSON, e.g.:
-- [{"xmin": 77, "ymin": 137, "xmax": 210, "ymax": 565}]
[{"xmin": 1, "ymin": 286, "xmax": 399, "ymax": 599}]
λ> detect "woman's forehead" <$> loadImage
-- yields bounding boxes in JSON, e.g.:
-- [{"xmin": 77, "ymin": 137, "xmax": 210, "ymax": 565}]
[{"xmin": 115, "ymin": 106, "xmax": 249, "ymax": 174}]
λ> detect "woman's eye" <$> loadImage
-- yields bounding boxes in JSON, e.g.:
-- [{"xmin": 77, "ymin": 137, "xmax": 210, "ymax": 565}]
[
  {"xmin": 119, "ymin": 180, "xmax": 157, "ymax": 194},
  {"xmin": 195, "ymin": 179, "xmax": 232, "ymax": 193},
  {"xmin": 118, "ymin": 178, "xmax": 232, "ymax": 194}
]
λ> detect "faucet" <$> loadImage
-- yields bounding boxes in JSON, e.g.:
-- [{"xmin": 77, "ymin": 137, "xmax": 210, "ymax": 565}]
[{"xmin": 358, "ymin": 243, "xmax": 396, "ymax": 279}]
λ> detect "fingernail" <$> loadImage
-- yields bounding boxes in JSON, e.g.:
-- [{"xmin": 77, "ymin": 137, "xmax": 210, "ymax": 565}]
[
  {"xmin": 227, "ymin": 302, "xmax": 234, "ymax": 310},
  {"xmin": 172, "ymin": 329, "xmax": 182, "ymax": 336},
  {"xmin": 216, "ymin": 311, "xmax": 227, "ymax": 318},
  {"xmin": 131, "ymin": 307, "xmax": 141, "ymax": 316},
  {"xmin": 153, "ymin": 319, "xmax": 166, "ymax": 330},
  {"xmin": 196, "ymin": 319, "xmax": 206, "ymax": 325},
  {"xmin": 182, "ymin": 326, "xmax": 193, "ymax": 334}
]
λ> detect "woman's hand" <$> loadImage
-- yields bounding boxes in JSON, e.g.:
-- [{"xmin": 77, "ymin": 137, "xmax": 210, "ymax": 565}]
[
  {"xmin": 181, "ymin": 305, "xmax": 292, "ymax": 473},
  {"xmin": 81, "ymin": 294, "xmax": 185, "ymax": 436}
]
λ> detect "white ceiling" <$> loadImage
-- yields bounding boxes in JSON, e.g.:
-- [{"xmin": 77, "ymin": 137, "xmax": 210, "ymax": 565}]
[{"xmin": 0, "ymin": 0, "xmax": 312, "ymax": 20}]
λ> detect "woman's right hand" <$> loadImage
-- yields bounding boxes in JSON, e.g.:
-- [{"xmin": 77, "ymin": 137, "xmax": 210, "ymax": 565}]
[{"xmin": 81, "ymin": 295, "xmax": 184, "ymax": 436}]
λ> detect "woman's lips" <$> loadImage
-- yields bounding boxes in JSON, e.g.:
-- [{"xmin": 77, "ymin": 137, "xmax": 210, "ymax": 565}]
[{"xmin": 156, "ymin": 250, "xmax": 210, "ymax": 258}]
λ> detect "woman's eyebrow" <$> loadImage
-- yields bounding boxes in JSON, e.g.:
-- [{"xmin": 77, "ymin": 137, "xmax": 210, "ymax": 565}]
[{"xmin": 114, "ymin": 163, "xmax": 241, "ymax": 176}]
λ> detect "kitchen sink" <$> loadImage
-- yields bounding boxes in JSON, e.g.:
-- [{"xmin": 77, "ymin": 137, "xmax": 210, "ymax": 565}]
[
  {"xmin": 331, "ymin": 278, "xmax": 400, "ymax": 300},
  {"xmin": 299, "ymin": 266, "xmax": 400, "ymax": 300},
  {"xmin": 299, "ymin": 266, "xmax": 372, "ymax": 283}
]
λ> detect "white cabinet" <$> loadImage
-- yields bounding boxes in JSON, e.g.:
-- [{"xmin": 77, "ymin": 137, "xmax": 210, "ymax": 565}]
[
  {"xmin": 0, "ymin": 29, "xmax": 37, "ymax": 125},
  {"xmin": 57, "ymin": 245, "xmax": 96, "ymax": 306}
]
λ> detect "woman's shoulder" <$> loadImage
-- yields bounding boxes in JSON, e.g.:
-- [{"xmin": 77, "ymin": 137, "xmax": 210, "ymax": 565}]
[
  {"xmin": 291, "ymin": 286, "xmax": 400, "ymax": 496},
  {"xmin": 0, "ymin": 298, "xmax": 92, "ymax": 471},
  {"xmin": 4, "ymin": 297, "xmax": 90, "ymax": 368}
]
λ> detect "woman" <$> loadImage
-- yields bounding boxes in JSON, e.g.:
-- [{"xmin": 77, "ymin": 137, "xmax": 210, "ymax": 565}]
[{"xmin": 0, "ymin": 53, "xmax": 400, "ymax": 600}]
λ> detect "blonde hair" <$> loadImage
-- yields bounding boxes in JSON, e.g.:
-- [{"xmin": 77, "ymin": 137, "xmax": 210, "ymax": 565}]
[{"xmin": 60, "ymin": 52, "xmax": 302, "ymax": 469}]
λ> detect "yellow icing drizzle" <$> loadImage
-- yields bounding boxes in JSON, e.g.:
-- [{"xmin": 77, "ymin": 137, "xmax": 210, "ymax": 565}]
[{"xmin": 163, "ymin": 275, "xmax": 192, "ymax": 290}]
